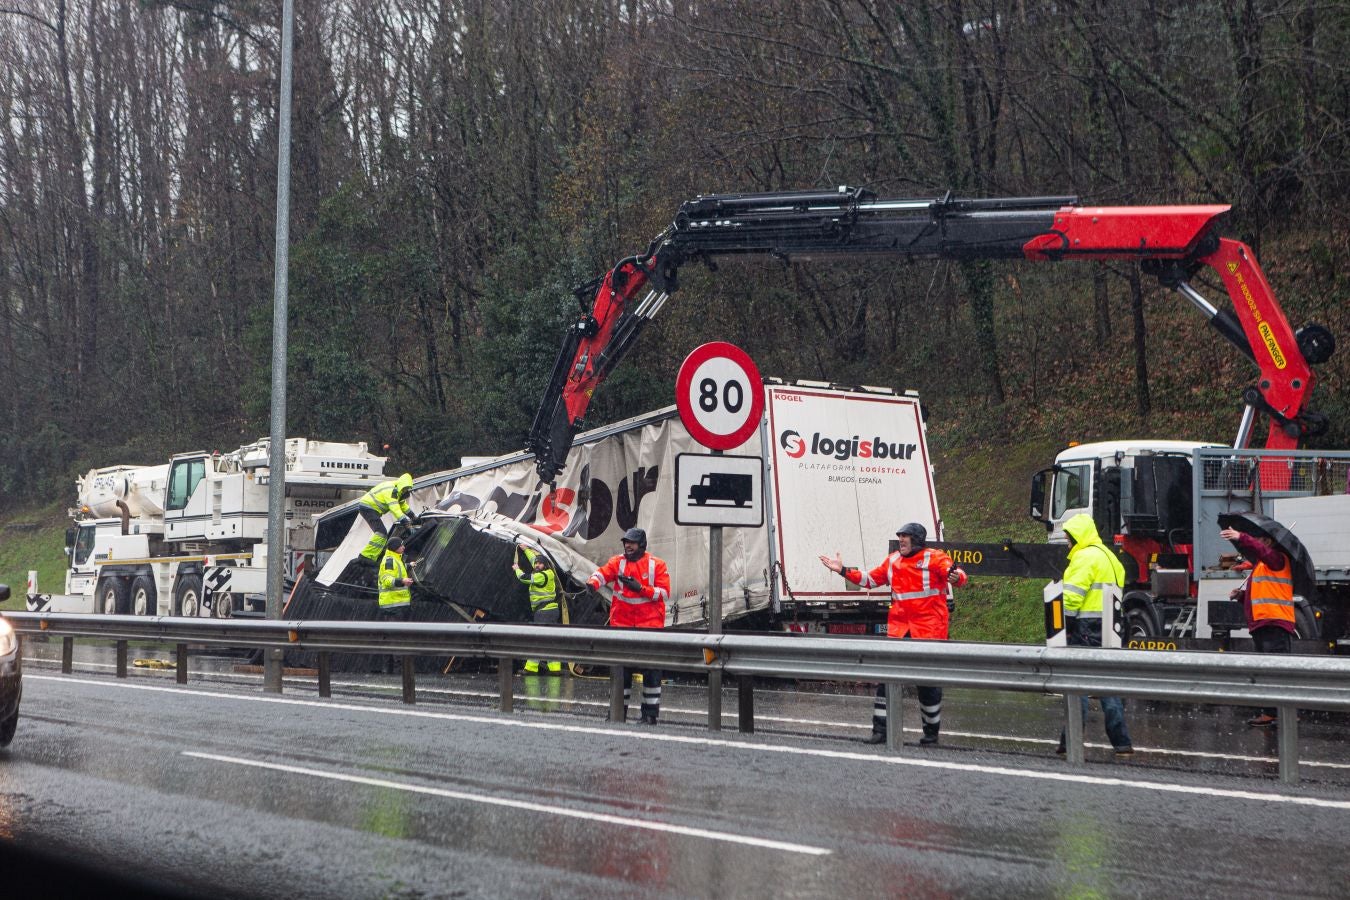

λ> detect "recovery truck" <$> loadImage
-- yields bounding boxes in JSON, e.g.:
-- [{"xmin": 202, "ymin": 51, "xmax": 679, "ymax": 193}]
[
  {"xmin": 311, "ymin": 381, "xmax": 944, "ymax": 633},
  {"xmin": 520, "ymin": 187, "xmax": 1339, "ymax": 641},
  {"xmin": 29, "ymin": 438, "xmax": 387, "ymax": 618},
  {"xmin": 1030, "ymin": 441, "xmax": 1350, "ymax": 649}
]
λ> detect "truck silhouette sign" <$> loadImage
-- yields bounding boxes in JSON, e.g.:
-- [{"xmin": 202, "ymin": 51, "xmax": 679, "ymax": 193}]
[{"xmin": 688, "ymin": 472, "xmax": 753, "ymax": 507}]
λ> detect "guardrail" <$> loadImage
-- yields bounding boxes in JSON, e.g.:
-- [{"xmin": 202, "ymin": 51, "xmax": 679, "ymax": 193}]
[{"xmin": 6, "ymin": 611, "xmax": 1348, "ymax": 784}]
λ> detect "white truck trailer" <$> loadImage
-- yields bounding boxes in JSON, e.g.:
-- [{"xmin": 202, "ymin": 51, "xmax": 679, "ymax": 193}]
[
  {"xmin": 313, "ymin": 381, "xmax": 945, "ymax": 632},
  {"xmin": 30, "ymin": 438, "xmax": 387, "ymax": 617}
]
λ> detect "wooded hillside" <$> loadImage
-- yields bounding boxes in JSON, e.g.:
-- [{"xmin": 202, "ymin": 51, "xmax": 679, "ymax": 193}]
[{"xmin": 2, "ymin": 0, "xmax": 1347, "ymax": 509}]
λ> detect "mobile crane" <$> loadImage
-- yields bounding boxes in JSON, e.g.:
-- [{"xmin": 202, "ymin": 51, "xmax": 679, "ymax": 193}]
[{"xmin": 528, "ymin": 187, "xmax": 1334, "ymax": 486}]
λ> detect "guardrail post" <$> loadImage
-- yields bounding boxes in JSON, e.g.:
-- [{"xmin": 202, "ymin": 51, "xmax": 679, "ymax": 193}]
[
  {"xmin": 176, "ymin": 643, "xmax": 187, "ymax": 684},
  {"xmin": 708, "ymin": 669, "xmax": 723, "ymax": 731},
  {"xmin": 115, "ymin": 640, "xmax": 128, "ymax": 679},
  {"xmin": 401, "ymin": 656, "xmax": 416, "ymax": 705},
  {"xmin": 317, "ymin": 652, "xmax": 331, "ymax": 698},
  {"xmin": 61, "ymin": 637, "xmax": 73, "ymax": 674},
  {"xmin": 499, "ymin": 659, "xmax": 513, "ymax": 713},
  {"xmin": 1278, "ymin": 703, "xmax": 1299, "ymax": 784},
  {"xmin": 884, "ymin": 682, "xmax": 902, "ymax": 750},
  {"xmin": 1063, "ymin": 694, "xmax": 1085, "ymax": 765},
  {"xmin": 737, "ymin": 675, "xmax": 754, "ymax": 733},
  {"xmin": 610, "ymin": 667, "xmax": 626, "ymax": 723}
]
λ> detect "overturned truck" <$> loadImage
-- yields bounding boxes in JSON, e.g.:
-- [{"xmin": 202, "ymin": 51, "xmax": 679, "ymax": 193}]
[{"xmin": 292, "ymin": 381, "xmax": 946, "ymax": 662}]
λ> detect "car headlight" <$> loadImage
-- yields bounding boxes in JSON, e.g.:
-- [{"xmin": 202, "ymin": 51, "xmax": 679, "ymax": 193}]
[{"xmin": 0, "ymin": 617, "xmax": 15, "ymax": 656}]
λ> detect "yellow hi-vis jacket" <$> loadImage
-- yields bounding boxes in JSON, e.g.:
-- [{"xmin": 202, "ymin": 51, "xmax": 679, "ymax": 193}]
[
  {"xmin": 517, "ymin": 548, "xmax": 559, "ymax": 614},
  {"xmin": 378, "ymin": 550, "xmax": 412, "ymax": 609},
  {"xmin": 361, "ymin": 473, "xmax": 413, "ymax": 519},
  {"xmin": 1061, "ymin": 513, "xmax": 1125, "ymax": 619}
]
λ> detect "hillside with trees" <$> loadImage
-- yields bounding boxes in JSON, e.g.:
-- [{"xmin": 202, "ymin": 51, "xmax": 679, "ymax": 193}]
[{"xmin": 1, "ymin": 0, "xmax": 1348, "ymax": 514}]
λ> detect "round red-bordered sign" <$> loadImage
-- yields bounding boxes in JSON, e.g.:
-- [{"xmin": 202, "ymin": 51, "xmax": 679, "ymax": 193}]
[{"xmin": 675, "ymin": 342, "xmax": 765, "ymax": 450}]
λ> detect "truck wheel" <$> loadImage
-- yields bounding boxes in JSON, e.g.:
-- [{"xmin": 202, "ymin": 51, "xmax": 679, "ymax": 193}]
[
  {"xmin": 0, "ymin": 708, "xmax": 16, "ymax": 748},
  {"xmin": 174, "ymin": 575, "xmax": 204, "ymax": 617},
  {"xmin": 1294, "ymin": 606, "xmax": 1320, "ymax": 640},
  {"xmin": 213, "ymin": 592, "xmax": 234, "ymax": 619},
  {"xmin": 130, "ymin": 576, "xmax": 157, "ymax": 617},
  {"xmin": 1124, "ymin": 605, "xmax": 1160, "ymax": 642},
  {"xmin": 97, "ymin": 577, "xmax": 129, "ymax": 615}
]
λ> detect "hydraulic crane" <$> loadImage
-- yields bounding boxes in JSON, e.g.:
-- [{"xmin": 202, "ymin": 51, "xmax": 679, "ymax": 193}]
[{"xmin": 527, "ymin": 187, "xmax": 1334, "ymax": 483}]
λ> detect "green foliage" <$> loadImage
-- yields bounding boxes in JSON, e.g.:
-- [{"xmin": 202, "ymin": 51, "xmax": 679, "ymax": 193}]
[{"xmin": 0, "ymin": 502, "xmax": 69, "ymax": 611}]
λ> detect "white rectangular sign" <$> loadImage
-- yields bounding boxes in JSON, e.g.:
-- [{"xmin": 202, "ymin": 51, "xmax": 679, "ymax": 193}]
[
  {"xmin": 765, "ymin": 386, "xmax": 939, "ymax": 599},
  {"xmin": 674, "ymin": 453, "xmax": 764, "ymax": 527}
]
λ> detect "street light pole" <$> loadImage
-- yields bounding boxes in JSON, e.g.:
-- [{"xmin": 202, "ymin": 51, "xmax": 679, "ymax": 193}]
[{"xmin": 264, "ymin": 0, "xmax": 296, "ymax": 694}]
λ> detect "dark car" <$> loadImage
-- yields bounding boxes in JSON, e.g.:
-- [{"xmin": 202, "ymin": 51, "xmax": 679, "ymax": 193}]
[{"xmin": 0, "ymin": 584, "xmax": 19, "ymax": 748}]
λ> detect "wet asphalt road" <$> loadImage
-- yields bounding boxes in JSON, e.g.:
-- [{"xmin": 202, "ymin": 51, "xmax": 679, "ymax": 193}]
[{"xmin": 2, "ymin": 644, "xmax": 1350, "ymax": 898}]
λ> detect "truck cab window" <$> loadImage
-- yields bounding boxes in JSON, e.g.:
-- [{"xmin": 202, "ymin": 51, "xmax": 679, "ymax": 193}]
[
  {"xmin": 1051, "ymin": 465, "xmax": 1090, "ymax": 519},
  {"xmin": 72, "ymin": 526, "xmax": 95, "ymax": 566},
  {"xmin": 166, "ymin": 459, "xmax": 206, "ymax": 511}
]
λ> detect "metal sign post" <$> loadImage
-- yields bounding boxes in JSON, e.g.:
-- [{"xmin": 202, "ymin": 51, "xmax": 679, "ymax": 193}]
[{"xmin": 675, "ymin": 343, "xmax": 764, "ymax": 732}]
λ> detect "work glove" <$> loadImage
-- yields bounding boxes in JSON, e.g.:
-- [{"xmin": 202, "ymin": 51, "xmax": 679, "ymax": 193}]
[
  {"xmin": 397, "ymin": 514, "xmax": 413, "ymax": 529},
  {"xmin": 617, "ymin": 574, "xmax": 643, "ymax": 593}
]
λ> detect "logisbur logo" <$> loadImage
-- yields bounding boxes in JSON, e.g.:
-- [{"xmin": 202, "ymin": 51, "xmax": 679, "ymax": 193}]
[
  {"xmin": 779, "ymin": 429, "xmax": 916, "ymax": 461},
  {"xmin": 782, "ymin": 431, "xmax": 807, "ymax": 458}
]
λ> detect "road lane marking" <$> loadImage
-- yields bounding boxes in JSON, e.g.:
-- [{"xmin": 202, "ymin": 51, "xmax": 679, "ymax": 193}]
[
  {"xmin": 182, "ymin": 751, "xmax": 830, "ymax": 856},
  {"xmin": 30, "ymin": 673, "xmax": 1350, "ymax": 808},
  {"xmin": 28, "ymin": 666, "xmax": 1350, "ymax": 771}
]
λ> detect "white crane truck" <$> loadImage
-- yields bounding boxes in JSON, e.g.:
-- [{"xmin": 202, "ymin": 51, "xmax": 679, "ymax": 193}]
[{"xmin": 29, "ymin": 438, "xmax": 387, "ymax": 618}]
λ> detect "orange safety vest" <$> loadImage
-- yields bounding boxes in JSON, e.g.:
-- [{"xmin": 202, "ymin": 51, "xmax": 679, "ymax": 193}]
[
  {"xmin": 589, "ymin": 552, "xmax": 670, "ymax": 629},
  {"xmin": 1250, "ymin": 557, "xmax": 1295, "ymax": 625},
  {"xmin": 847, "ymin": 549, "xmax": 963, "ymax": 640}
]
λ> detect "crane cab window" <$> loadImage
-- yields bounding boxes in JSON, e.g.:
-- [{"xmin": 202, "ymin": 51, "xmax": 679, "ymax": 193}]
[
  {"xmin": 71, "ymin": 525, "xmax": 96, "ymax": 566},
  {"xmin": 166, "ymin": 458, "xmax": 206, "ymax": 511},
  {"xmin": 1051, "ymin": 464, "xmax": 1091, "ymax": 519}
]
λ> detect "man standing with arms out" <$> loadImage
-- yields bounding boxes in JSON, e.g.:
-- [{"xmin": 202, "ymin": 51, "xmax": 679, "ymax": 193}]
[
  {"xmin": 514, "ymin": 547, "xmax": 562, "ymax": 674},
  {"xmin": 377, "ymin": 535, "xmax": 414, "ymax": 674},
  {"xmin": 357, "ymin": 472, "xmax": 415, "ymax": 564},
  {"xmin": 819, "ymin": 522, "xmax": 966, "ymax": 746},
  {"xmin": 588, "ymin": 528, "xmax": 670, "ymax": 725},
  {"xmin": 1220, "ymin": 522, "xmax": 1295, "ymax": 727},
  {"xmin": 1055, "ymin": 513, "xmax": 1133, "ymax": 756}
]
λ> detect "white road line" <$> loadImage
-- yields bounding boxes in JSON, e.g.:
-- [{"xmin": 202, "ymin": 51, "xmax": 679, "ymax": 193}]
[
  {"xmin": 30, "ymin": 673, "xmax": 1350, "ymax": 810},
  {"xmin": 182, "ymin": 751, "xmax": 830, "ymax": 856},
  {"xmin": 32, "ymin": 662, "xmax": 1350, "ymax": 770}
]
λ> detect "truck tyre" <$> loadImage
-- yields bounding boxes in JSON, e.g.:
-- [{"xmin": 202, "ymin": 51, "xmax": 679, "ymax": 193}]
[
  {"xmin": 1294, "ymin": 605, "xmax": 1320, "ymax": 640},
  {"xmin": 1123, "ymin": 604, "xmax": 1160, "ymax": 642},
  {"xmin": 174, "ymin": 575, "xmax": 204, "ymax": 617},
  {"xmin": 97, "ymin": 577, "xmax": 129, "ymax": 615},
  {"xmin": 130, "ymin": 575, "xmax": 157, "ymax": 617},
  {"xmin": 213, "ymin": 592, "xmax": 234, "ymax": 619}
]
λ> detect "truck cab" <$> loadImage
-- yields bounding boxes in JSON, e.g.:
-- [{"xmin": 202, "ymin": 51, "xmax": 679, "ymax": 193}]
[
  {"xmin": 1030, "ymin": 440, "xmax": 1220, "ymax": 549},
  {"xmin": 1030, "ymin": 440, "xmax": 1223, "ymax": 641}
]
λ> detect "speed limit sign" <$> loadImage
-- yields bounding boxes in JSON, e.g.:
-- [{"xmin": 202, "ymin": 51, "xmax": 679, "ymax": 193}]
[{"xmin": 675, "ymin": 342, "xmax": 765, "ymax": 450}]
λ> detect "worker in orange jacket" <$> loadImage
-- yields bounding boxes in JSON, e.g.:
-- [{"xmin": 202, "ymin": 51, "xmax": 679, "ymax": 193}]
[
  {"xmin": 1221, "ymin": 523, "xmax": 1296, "ymax": 727},
  {"xmin": 821, "ymin": 522, "xmax": 967, "ymax": 745},
  {"xmin": 588, "ymin": 527, "xmax": 670, "ymax": 724}
]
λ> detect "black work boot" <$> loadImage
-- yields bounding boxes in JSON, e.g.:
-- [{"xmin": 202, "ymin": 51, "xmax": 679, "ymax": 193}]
[
  {"xmin": 920, "ymin": 728, "xmax": 939, "ymax": 746},
  {"xmin": 865, "ymin": 731, "xmax": 886, "ymax": 745}
]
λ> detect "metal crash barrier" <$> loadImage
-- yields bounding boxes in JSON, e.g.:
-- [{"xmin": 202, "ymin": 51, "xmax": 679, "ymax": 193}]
[{"xmin": 6, "ymin": 611, "xmax": 1350, "ymax": 785}]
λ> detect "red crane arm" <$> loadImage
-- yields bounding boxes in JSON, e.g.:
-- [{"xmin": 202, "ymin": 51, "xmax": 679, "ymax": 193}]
[{"xmin": 526, "ymin": 190, "xmax": 1331, "ymax": 481}]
